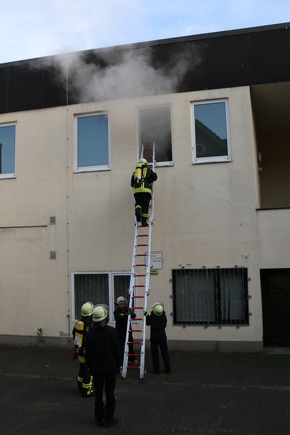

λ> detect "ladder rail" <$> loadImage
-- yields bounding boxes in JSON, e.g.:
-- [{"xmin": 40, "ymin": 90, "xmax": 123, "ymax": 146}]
[{"xmin": 121, "ymin": 144, "xmax": 156, "ymax": 379}]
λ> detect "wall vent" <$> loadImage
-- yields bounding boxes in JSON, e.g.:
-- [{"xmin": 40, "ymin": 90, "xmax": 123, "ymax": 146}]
[{"xmin": 50, "ymin": 251, "xmax": 57, "ymax": 260}]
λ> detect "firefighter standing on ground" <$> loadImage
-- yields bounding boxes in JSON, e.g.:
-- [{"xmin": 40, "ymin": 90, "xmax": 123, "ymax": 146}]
[
  {"xmin": 145, "ymin": 302, "xmax": 171, "ymax": 374},
  {"xmin": 131, "ymin": 158, "xmax": 157, "ymax": 226},
  {"xmin": 85, "ymin": 304, "xmax": 120, "ymax": 428},
  {"xmin": 72, "ymin": 301, "xmax": 94, "ymax": 397}
]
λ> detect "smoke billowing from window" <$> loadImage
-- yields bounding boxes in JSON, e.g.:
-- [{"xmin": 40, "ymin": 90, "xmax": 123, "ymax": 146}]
[{"xmin": 53, "ymin": 43, "xmax": 201, "ymax": 102}]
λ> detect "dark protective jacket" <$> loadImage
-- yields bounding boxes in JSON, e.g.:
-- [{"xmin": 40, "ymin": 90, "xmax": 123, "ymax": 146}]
[
  {"xmin": 85, "ymin": 323, "xmax": 121, "ymax": 373},
  {"xmin": 146, "ymin": 311, "xmax": 167, "ymax": 341},
  {"xmin": 114, "ymin": 306, "xmax": 136, "ymax": 340},
  {"xmin": 131, "ymin": 166, "xmax": 157, "ymax": 195}
]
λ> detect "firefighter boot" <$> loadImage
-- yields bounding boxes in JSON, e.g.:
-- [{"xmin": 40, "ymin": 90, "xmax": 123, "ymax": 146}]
[
  {"xmin": 135, "ymin": 207, "xmax": 141, "ymax": 222},
  {"xmin": 141, "ymin": 217, "xmax": 148, "ymax": 227}
]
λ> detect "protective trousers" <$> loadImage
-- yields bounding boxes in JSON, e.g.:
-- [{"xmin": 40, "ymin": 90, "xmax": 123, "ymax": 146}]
[
  {"xmin": 93, "ymin": 371, "xmax": 116, "ymax": 423},
  {"xmin": 77, "ymin": 355, "xmax": 93, "ymax": 397},
  {"xmin": 150, "ymin": 338, "xmax": 171, "ymax": 373},
  {"xmin": 134, "ymin": 192, "xmax": 151, "ymax": 223}
]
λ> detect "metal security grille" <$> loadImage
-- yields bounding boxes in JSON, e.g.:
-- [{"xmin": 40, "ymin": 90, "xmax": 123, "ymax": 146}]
[{"xmin": 172, "ymin": 267, "xmax": 249, "ymax": 326}]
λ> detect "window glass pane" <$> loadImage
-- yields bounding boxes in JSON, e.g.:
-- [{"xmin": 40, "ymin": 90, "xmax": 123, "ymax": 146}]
[
  {"xmin": 194, "ymin": 101, "xmax": 229, "ymax": 159},
  {"xmin": 175, "ymin": 269, "xmax": 215, "ymax": 323},
  {"xmin": 139, "ymin": 106, "xmax": 172, "ymax": 163},
  {"xmin": 77, "ymin": 114, "xmax": 109, "ymax": 168},
  {"xmin": 220, "ymin": 269, "xmax": 248, "ymax": 323},
  {"xmin": 74, "ymin": 274, "xmax": 109, "ymax": 317},
  {"xmin": 0, "ymin": 125, "xmax": 15, "ymax": 174},
  {"xmin": 113, "ymin": 275, "xmax": 131, "ymax": 305}
]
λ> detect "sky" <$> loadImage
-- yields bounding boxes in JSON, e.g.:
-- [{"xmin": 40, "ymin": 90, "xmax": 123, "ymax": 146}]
[{"xmin": 0, "ymin": 0, "xmax": 289, "ymax": 64}]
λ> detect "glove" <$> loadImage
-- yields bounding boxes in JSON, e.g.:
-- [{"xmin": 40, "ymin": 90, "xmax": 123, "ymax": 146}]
[{"xmin": 144, "ymin": 311, "xmax": 149, "ymax": 317}]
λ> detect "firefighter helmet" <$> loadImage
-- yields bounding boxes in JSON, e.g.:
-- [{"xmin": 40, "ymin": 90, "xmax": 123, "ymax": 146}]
[
  {"xmin": 152, "ymin": 302, "xmax": 164, "ymax": 316},
  {"xmin": 92, "ymin": 304, "xmax": 108, "ymax": 322},
  {"xmin": 81, "ymin": 302, "xmax": 94, "ymax": 317},
  {"xmin": 116, "ymin": 296, "xmax": 127, "ymax": 305},
  {"xmin": 138, "ymin": 158, "xmax": 147, "ymax": 166}
]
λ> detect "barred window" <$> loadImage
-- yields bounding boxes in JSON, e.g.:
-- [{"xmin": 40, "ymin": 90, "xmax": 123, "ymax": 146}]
[{"xmin": 172, "ymin": 268, "xmax": 249, "ymax": 326}]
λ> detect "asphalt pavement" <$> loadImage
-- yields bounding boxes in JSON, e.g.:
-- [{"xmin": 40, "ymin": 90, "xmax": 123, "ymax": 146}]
[{"xmin": 1, "ymin": 345, "xmax": 290, "ymax": 434}]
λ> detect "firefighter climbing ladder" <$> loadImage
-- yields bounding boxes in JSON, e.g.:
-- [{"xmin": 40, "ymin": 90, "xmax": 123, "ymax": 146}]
[{"xmin": 121, "ymin": 144, "xmax": 156, "ymax": 379}]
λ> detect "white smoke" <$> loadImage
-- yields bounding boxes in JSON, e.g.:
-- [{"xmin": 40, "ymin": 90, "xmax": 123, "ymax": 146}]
[{"xmin": 54, "ymin": 43, "xmax": 202, "ymax": 102}]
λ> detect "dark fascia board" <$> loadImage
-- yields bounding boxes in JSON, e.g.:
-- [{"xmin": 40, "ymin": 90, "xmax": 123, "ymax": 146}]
[
  {"xmin": 0, "ymin": 21, "xmax": 289, "ymax": 68},
  {"xmin": 0, "ymin": 22, "xmax": 290, "ymax": 114}
]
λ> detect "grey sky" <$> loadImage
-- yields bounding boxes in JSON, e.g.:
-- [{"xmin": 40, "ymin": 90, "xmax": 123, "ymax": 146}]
[{"xmin": 0, "ymin": 0, "xmax": 289, "ymax": 63}]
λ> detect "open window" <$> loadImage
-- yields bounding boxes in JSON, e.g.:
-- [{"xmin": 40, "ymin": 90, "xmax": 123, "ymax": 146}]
[{"xmin": 138, "ymin": 105, "xmax": 172, "ymax": 166}]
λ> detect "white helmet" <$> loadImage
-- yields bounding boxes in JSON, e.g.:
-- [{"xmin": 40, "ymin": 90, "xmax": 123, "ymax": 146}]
[
  {"xmin": 116, "ymin": 296, "xmax": 127, "ymax": 305},
  {"xmin": 93, "ymin": 304, "xmax": 108, "ymax": 322},
  {"xmin": 152, "ymin": 302, "xmax": 164, "ymax": 316},
  {"xmin": 81, "ymin": 302, "xmax": 94, "ymax": 317}
]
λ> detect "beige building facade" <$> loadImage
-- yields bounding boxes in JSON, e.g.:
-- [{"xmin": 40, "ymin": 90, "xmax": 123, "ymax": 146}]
[{"xmin": 1, "ymin": 23, "xmax": 290, "ymax": 351}]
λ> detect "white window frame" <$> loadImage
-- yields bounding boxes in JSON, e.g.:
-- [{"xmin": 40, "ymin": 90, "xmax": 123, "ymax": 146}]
[
  {"xmin": 71, "ymin": 271, "xmax": 130, "ymax": 323},
  {"xmin": 75, "ymin": 113, "xmax": 110, "ymax": 173},
  {"xmin": 0, "ymin": 122, "xmax": 16, "ymax": 179},
  {"xmin": 191, "ymin": 99, "xmax": 231, "ymax": 164}
]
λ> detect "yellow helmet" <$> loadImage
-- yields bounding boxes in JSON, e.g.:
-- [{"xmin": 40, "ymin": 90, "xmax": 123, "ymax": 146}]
[
  {"xmin": 152, "ymin": 302, "xmax": 164, "ymax": 316},
  {"xmin": 81, "ymin": 302, "xmax": 94, "ymax": 317},
  {"xmin": 138, "ymin": 158, "xmax": 147, "ymax": 166},
  {"xmin": 92, "ymin": 304, "xmax": 108, "ymax": 322}
]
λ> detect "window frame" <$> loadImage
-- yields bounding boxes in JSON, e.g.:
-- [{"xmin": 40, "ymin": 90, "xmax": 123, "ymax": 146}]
[
  {"xmin": 75, "ymin": 112, "xmax": 110, "ymax": 173},
  {"xmin": 172, "ymin": 267, "xmax": 249, "ymax": 326},
  {"xmin": 71, "ymin": 271, "xmax": 130, "ymax": 322},
  {"xmin": 138, "ymin": 104, "xmax": 173, "ymax": 167},
  {"xmin": 191, "ymin": 99, "xmax": 231, "ymax": 164},
  {"xmin": 0, "ymin": 122, "xmax": 16, "ymax": 179}
]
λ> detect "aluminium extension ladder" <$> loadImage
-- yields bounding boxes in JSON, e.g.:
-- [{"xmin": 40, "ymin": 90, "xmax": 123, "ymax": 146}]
[{"xmin": 121, "ymin": 144, "xmax": 156, "ymax": 379}]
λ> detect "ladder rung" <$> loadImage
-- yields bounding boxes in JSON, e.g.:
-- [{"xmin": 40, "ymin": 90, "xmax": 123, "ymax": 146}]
[
  {"xmin": 134, "ymin": 274, "xmax": 145, "ymax": 277},
  {"xmin": 136, "ymin": 253, "xmax": 147, "ymax": 257},
  {"xmin": 135, "ymin": 263, "xmax": 146, "ymax": 267},
  {"xmin": 132, "ymin": 306, "xmax": 144, "ymax": 309},
  {"xmin": 127, "ymin": 365, "xmax": 140, "ymax": 369},
  {"xmin": 133, "ymin": 286, "xmax": 145, "ymax": 289},
  {"xmin": 132, "ymin": 330, "xmax": 143, "ymax": 333},
  {"xmin": 137, "ymin": 244, "xmax": 148, "ymax": 247},
  {"xmin": 129, "ymin": 341, "xmax": 142, "ymax": 345},
  {"xmin": 137, "ymin": 234, "xmax": 148, "ymax": 238}
]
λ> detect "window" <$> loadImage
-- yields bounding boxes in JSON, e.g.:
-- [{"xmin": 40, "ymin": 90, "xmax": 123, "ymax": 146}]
[
  {"xmin": 72, "ymin": 272, "xmax": 130, "ymax": 322},
  {"xmin": 192, "ymin": 100, "xmax": 231, "ymax": 163},
  {"xmin": 138, "ymin": 106, "xmax": 172, "ymax": 166},
  {"xmin": 172, "ymin": 267, "xmax": 249, "ymax": 326},
  {"xmin": 76, "ymin": 114, "xmax": 109, "ymax": 172},
  {"xmin": 0, "ymin": 124, "xmax": 16, "ymax": 178}
]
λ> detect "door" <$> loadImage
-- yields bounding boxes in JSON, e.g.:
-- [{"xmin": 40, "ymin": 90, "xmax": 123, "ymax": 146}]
[{"xmin": 261, "ymin": 269, "xmax": 290, "ymax": 346}]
